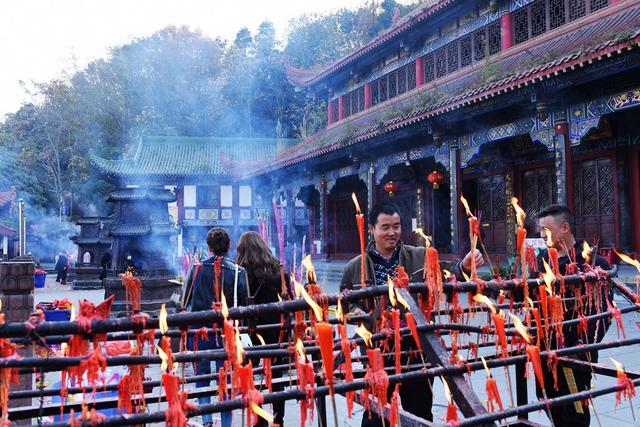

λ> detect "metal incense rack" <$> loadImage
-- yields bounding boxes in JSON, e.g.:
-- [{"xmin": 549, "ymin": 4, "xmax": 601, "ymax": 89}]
[{"xmin": 1, "ymin": 267, "xmax": 638, "ymax": 427}]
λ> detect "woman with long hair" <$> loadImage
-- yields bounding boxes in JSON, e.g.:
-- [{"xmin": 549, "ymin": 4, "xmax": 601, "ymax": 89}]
[{"xmin": 236, "ymin": 231, "xmax": 291, "ymax": 426}]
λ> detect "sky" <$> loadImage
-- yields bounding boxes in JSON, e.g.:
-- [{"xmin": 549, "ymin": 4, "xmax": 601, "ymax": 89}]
[{"xmin": 0, "ymin": 0, "xmax": 411, "ymax": 120}]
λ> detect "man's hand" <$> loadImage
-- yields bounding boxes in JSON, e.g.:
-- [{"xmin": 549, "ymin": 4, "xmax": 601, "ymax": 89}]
[{"xmin": 462, "ymin": 249, "xmax": 484, "ymax": 273}]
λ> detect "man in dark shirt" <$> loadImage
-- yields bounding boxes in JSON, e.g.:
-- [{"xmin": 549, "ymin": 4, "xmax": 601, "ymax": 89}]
[
  {"xmin": 536, "ymin": 204, "xmax": 612, "ymax": 427},
  {"xmin": 341, "ymin": 202, "xmax": 483, "ymax": 426}
]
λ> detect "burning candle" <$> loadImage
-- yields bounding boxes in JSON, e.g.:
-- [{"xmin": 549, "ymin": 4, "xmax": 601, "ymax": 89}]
[
  {"xmin": 392, "ymin": 309, "xmax": 401, "ymax": 374},
  {"xmin": 481, "ymin": 357, "xmax": 504, "ymax": 412},
  {"xmin": 527, "ymin": 298, "xmax": 544, "ymax": 347},
  {"xmin": 352, "ymin": 193, "xmax": 366, "ymax": 288},
  {"xmin": 543, "ymin": 228, "xmax": 560, "ymax": 275},
  {"xmin": 314, "ymin": 322, "xmax": 335, "ymax": 388},
  {"xmin": 472, "ymin": 294, "xmax": 507, "ymax": 358},
  {"xmin": 509, "ymin": 313, "xmax": 545, "ymax": 389},
  {"xmin": 612, "ymin": 358, "xmax": 637, "ymax": 408},
  {"xmin": 404, "ymin": 313, "xmax": 422, "ymax": 352},
  {"xmin": 442, "ymin": 376, "xmax": 459, "ymax": 424}
]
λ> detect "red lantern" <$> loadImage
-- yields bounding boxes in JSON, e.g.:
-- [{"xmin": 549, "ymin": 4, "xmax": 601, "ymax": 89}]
[
  {"xmin": 427, "ymin": 170, "xmax": 445, "ymax": 189},
  {"xmin": 384, "ymin": 181, "xmax": 398, "ymax": 196}
]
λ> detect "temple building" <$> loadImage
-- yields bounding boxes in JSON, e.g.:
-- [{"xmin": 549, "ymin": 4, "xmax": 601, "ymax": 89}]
[
  {"xmin": 91, "ymin": 135, "xmax": 298, "ymax": 254},
  {"xmin": 236, "ymin": 0, "xmax": 640, "ymax": 263}
]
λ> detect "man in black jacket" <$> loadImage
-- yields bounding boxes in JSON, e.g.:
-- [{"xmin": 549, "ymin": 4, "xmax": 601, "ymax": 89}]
[
  {"xmin": 188, "ymin": 228, "xmax": 249, "ymax": 427},
  {"xmin": 341, "ymin": 202, "xmax": 483, "ymax": 426},
  {"xmin": 536, "ymin": 204, "xmax": 612, "ymax": 427}
]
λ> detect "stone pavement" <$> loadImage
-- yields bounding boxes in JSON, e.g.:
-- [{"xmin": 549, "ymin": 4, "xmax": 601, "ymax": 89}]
[{"xmin": 29, "ymin": 270, "xmax": 640, "ymax": 426}]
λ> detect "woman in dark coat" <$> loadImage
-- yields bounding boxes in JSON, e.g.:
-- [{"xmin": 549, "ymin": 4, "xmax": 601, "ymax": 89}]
[{"xmin": 236, "ymin": 231, "xmax": 291, "ymax": 427}]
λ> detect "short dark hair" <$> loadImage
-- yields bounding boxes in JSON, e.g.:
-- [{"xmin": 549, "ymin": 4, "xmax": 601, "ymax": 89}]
[
  {"xmin": 368, "ymin": 202, "xmax": 401, "ymax": 226},
  {"xmin": 537, "ymin": 204, "xmax": 574, "ymax": 232},
  {"xmin": 206, "ymin": 228, "xmax": 230, "ymax": 256}
]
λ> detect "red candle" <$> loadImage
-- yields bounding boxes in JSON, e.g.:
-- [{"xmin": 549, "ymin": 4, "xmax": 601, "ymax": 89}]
[
  {"xmin": 530, "ymin": 306, "xmax": 543, "ymax": 347},
  {"xmin": 404, "ymin": 312, "xmax": 422, "ymax": 352},
  {"xmin": 222, "ymin": 320, "xmax": 237, "ymax": 365},
  {"xmin": 492, "ymin": 313, "xmax": 508, "ymax": 358},
  {"xmin": 314, "ymin": 322, "xmax": 335, "ymax": 388},
  {"xmin": 339, "ymin": 330, "xmax": 355, "ymax": 417},
  {"xmin": 364, "ymin": 348, "xmax": 389, "ymax": 415},
  {"xmin": 613, "ymin": 359, "xmax": 637, "ymax": 407},
  {"xmin": 538, "ymin": 284, "xmax": 549, "ymax": 336},
  {"xmin": 446, "ymin": 402, "xmax": 459, "ymax": 424},
  {"xmin": 526, "ymin": 345, "xmax": 545, "ymax": 389},
  {"xmin": 392, "ymin": 309, "xmax": 401, "ymax": 374},
  {"xmin": 486, "ymin": 376, "xmax": 504, "ymax": 411},
  {"xmin": 352, "ymin": 193, "xmax": 366, "ymax": 288},
  {"xmin": 548, "ymin": 247, "xmax": 560, "ymax": 275}
]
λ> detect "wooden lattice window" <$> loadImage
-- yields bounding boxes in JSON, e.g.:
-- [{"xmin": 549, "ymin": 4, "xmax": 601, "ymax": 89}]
[
  {"xmin": 513, "ymin": 0, "xmax": 608, "ymax": 45},
  {"xmin": 473, "ymin": 31, "xmax": 487, "ymax": 61},
  {"xmin": 424, "ymin": 53, "xmax": 435, "ymax": 83},
  {"xmin": 372, "ymin": 83, "xmax": 379, "ymax": 105},
  {"xmin": 379, "ymin": 75, "xmax": 388, "ymax": 102},
  {"xmin": 389, "ymin": 73, "xmax": 397, "ymax": 98},
  {"xmin": 329, "ymin": 99, "xmax": 338, "ymax": 120},
  {"xmin": 531, "ymin": 1, "xmax": 547, "ymax": 38},
  {"xmin": 447, "ymin": 43, "xmax": 459, "ymax": 72},
  {"xmin": 398, "ymin": 66, "xmax": 407, "ymax": 94},
  {"xmin": 357, "ymin": 87, "xmax": 365, "ymax": 113},
  {"xmin": 407, "ymin": 63, "xmax": 417, "ymax": 90},
  {"xmin": 343, "ymin": 94, "xmax": 351, "ymax": 118},
  {"xmin": 435, "ymin": 48, "xmax": 447, "ymax": 77},
  {"xmin": 460, "ymin": 36, "xmax": 472, "ymax": 67},
  {"xmin": 514, "ymin": 8, "xmax": 529, "ymax": 44},
  {"xmin": 488, "ymin": 22, "xmax": 501, "ymax": 55},
  {"xmin": 570, "ymin": 0, "xmax": 587, "ymax": 20},
  {"xmin": 549, "ymin": 0, "xmax": 566, "ymax": 29}
]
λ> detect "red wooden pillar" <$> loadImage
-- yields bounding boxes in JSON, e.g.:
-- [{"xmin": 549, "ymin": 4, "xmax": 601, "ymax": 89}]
[
  {"xmin": 555, "ymin": 120, "xmax": 574, "ymax": 212},
  {"xmin": 630, "ymin": 146, "xmax": 640, "ymax": 252},
  {"xmin": 415, "ymin": 56, "xmax": 425, "ymax": 87},
  {"xmin": 327, "ymin": 99, "xmax": 335, "ymax": 126},
  {"xmin": 364, "ymin": 83, "xmax": 372, "ymax": 109},
  {"xmin": 338, "ymin": 96, "xmax": 345, "ymax": 121},
  {"xmin": 501, "ymin": 12, "xmax": 513, "ymax": 50}
]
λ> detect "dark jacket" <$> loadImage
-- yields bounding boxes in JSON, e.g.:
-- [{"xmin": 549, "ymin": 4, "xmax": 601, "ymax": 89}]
[
  {"xmin": 536, "ymin": 238, "xmax": 612, "ymax": 355},
  {"xmin": 190, "ymin": 256, "xmax": 250, "ymax": 314},
  {"xmin": 340, "ymin": 242, "xmax": 464, "ymax": 313},
  {"xmin": 247, "ymin": 267, "xmax": 292, "ymax": 344}
]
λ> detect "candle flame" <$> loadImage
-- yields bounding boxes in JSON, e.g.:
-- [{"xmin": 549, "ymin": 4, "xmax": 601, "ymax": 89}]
[
  {"xmin": 295, "ymin": 338, "xmax": 306, "ymax": 360},
  {"xmin": 481, "ymin": 356, "xmax": 491, "ymax": 378},
  {"xmin": 614, "ymin": 250, "xmax": 640, "ymax": 274},
  {"xmin": 60, "ymin": 342, "xmax": 68, "ymax": 356},
  {"xmin": 511, "ymin": 197, "xmax": 526, "ymax": 228},
  {"xmin": 255, "ymin": 333, "xmax": 266, "ymax": 346},
  {"xmin": 542, "ymin": 227, "xmax": 554, "ymax": 247},
  {"xmin": 351, "ymin": 193, "xmax": 362, "ymax": 214},
  {"xmin": 526, "ymin": 297, "xmax": 535, "ymax": 308},
  {"xmin": 355, "ymin": 323, "xmax": 373, "ymax": 347},
  {"xmin": 541, "ymin": 259, "xmax": 555, "ymax": 295},
  {"xmin": 443, "ymin": 269, "xmax": 452, "ymax": 280},
  {"xmin": 337, "ymin": 299, "xmax": 344, "ymax": 323},
  {"xmin": 0, "ymin": 299, "xmax": 2, "ymax": 312},
  {"xmin": 159, "ymin": 303, "xmax": 168, "ymax": 334},
  {"xmin": 69, "ymin": 303, "xmax": 76, "ymax": 322},
  {"xmin": 611, "ymin": 357, "xmax": 625, "ymax": 373},
  {"xmin": 461, "ymin": 268, "xmax": 471, "ymax": 282},
  {"xmin": 460, "ymin": 195, "xmax": 473, "ymax": 218},
  {"xmin": 441, "ymin": 376, "xmax": 453, "ymax": 404},
  {"xmin": 508, "ymin": 312, "xmax": 531, "ymax": 344},
  {"xmin": 387, "ymin": 276, "xmax": 397, "ymax": 307},
  {"xmin": 472, "ymin": 294, "xmax": 497, "ymax": 315},
  {"xmin": 395, "ymin": 290, "xmax": 411, "ymax": 310},
  {"xmin": 293, "ymin": 275, "xmax": 323, "ymax": 322},
  {"xmin": 582, "ymin": 241, "xmax": 591, "ymax": 263},
  {"xmin": 301, "ymin": 255, "xmax": 316, "ymax": 283},
  {"xmin": 415, "ymin": 228, "xmax": 431, "ymax": 247},
  {"xmin": 157, "ymin": 345, "xmax": 169, "ymax": 372},
  {"xmin": 235, "ymin": 321, "xmax": 245, "ymax": 364},
  {"xmin": 221, "ymin": 292, "xmax": 229, "ymax": 319},
  {"xmin": 250, "ymin": 402, "xmax": 274, "ymax": 424}
]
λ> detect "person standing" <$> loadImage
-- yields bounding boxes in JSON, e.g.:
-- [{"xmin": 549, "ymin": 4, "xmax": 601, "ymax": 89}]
[
  {"xmin": 535, "ymin": 204, "xmax": 612, "ymax": 427},
  {"xmin": 189, "ymin": 228, "xmax": 249, "ymax": 427},
  {"xmin": 236, "ymin": 231, "xmax": 292, "ymax": 427},
  {"xmin": 54, "ymin": 250, "xmax": 68, "ymax": 284},
  {"xmin": 340, "ymin": 202, "xmax": 483, "ymax": 425}
]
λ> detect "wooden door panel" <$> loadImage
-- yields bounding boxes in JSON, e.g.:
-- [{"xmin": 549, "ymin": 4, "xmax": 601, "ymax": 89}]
[{"xmin": 329, "ymin": 191, "xmax": 367, "ymax": 258}]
